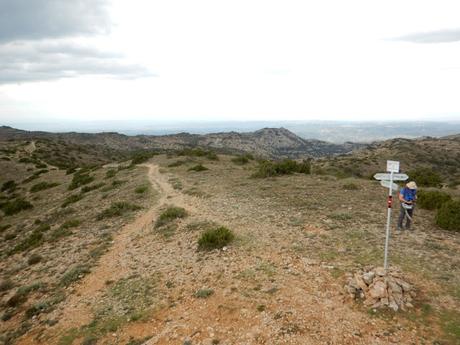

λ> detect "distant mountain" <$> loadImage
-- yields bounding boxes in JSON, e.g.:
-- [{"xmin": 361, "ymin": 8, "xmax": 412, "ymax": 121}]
[{"xmin": 0, "ymin": 126, "xmax": 365, "ymax": 159}]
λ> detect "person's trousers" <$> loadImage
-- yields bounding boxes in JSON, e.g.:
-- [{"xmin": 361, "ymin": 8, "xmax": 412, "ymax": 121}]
[{"xmin": 398, "ymin": 205, "xmax": 414, "ymax": 229}]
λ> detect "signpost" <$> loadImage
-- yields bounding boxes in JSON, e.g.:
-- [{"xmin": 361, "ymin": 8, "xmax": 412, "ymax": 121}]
[{"xmin": 374, "ymin": 160, "xmax": 409, "ymax": 270}]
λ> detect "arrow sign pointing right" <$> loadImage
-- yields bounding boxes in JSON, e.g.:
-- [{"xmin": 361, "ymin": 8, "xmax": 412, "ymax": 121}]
[{"xmin": 374, "ymin": 173, "xmax": 409, "ymax": 181}]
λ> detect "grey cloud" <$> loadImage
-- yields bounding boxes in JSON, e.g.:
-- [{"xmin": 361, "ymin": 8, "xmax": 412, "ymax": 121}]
[
  {"xmin": 0, "ymin": 0, "xmax": 110, "ymax": 43},
  {"xmin": 0, "ymin": 41, "xmax": 154, "ymax": 84},
  {"xmin": 394, "ymin": 28, "xmax": 460, "ymax": 43}
]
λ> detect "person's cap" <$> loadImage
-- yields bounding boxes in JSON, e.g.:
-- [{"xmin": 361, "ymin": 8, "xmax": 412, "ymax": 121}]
[{"xmin": 406, "ymin": 181, "xmax": 417, "ymax": 190}]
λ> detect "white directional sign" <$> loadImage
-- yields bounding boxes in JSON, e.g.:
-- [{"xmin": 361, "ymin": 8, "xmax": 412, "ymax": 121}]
[
  {"xmin": 380, "ymin": 180, "xmax": 399, "ymax": 191},
  {"xmin": 387, "ymin": 160, "xmax": 400, "ymax": 173},
  {"xmin": 374, "ymin": 173, "xmax": 409, "ymax": 181}
]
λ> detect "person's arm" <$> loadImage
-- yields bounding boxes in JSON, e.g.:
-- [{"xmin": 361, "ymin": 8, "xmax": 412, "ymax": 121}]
[{"xmin": 398, "ymin": 190, "xmax": 405, "ymax": 203}]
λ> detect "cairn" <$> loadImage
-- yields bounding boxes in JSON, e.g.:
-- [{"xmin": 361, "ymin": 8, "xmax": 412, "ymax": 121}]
[{"xmin": 344, "ymin": 267, "xmax": 416, "ymax": 311}]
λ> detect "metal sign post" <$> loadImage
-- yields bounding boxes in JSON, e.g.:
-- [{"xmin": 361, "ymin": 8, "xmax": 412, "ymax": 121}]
[{"xmin": 373, "ymin": 160, "xmax": 408, "ymax": 271}]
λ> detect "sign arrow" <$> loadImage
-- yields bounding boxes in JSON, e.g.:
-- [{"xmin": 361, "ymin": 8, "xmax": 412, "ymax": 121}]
[
  {"xmin": 374, "ymin": 173, "xmax": 409, "ymax": 181},
  {"xmin": 380, "ymin": 180, "xmax": 399, "ymax": 191}
]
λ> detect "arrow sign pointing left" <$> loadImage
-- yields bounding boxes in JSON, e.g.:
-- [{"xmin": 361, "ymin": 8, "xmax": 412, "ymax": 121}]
[{"xmin": 374, "ymin": 173, "xmax": 409, "ymax": 181}]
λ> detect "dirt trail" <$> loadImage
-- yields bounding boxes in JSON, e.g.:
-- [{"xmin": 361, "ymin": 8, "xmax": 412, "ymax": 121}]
[{"xmin": 24, "ymin": 141, "xmax": 36, "ymax": 154}]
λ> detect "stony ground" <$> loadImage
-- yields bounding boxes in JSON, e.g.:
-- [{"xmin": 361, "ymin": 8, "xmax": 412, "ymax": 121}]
[{"xmin": 1, "ymin": 149, "xmax": 459, "ymax": 345}]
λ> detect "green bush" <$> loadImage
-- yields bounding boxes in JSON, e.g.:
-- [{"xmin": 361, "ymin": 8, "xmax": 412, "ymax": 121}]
[
  {"xmin": 97, "ymin": 202, "xmax": 141, "ymax": 220},
  {"xmin": 198, "ymin": 226, "xmax": 234, "ymax": 250},
  {"xmin": 1, "ymin": 198, "xmax": 33, "ymax": 216},
  {"xmin": 61, "ymin": 193, "xmax": 84, "ymax": 208},
  {"xmin": 30, "ymin": 182, "xmax": 59, "ymax": 193},
  {"xmin": 167, "ymin": 160, "xmax": 186, "ymax": 167},
  {"xmin": 195, "ymin": 288, "xmax": 214, "ymax": 298},
  {"xmin": 232, "ymin": 155, "xmax": 250, "ymax": 165},
  {"xmin": 131, "ymin": 151, "xmax": 156, "ymax": 165},
  {"xmin": 28, "ymin": 254, "xmax": 43, "ymax": 265},
  {"xmin": 1, "ymin": 180, "xmax": 17, "ymax": 193},
  {"xmin": 408, "ymin": 167, "xmax": 442, "ymax": 187},
  {"xmin": 68, "ymin": 172, "xmax": 94, "ymax": 190},
  {"xmin": 135, "ymin": 185, "xmax": 149, "ymax": 194},
  {"xmin": 61, "ymin": 219, "xmax": 81, "ymax": 229},
  {"xmin": 252, "ymin": 159, "xmax": 311, "ymax": 178},
  {"xmin": 9, "ymin": 230, "xmax": 44, "ymax": 255},
  {"xmin": 417, "ymin": 190, "xmax": 452, "ymax": 210},
  {"xmin": 436, "ymin": 200, "xmax": 460, "ymax": 231},
  {"xmin": 188, "ymin": 164, "xmax": 209, "ymax": 172},
  {"xmin": 105, "ymin": 169, "xmax": 117, "ymax": 179},
  {"xmin": 155, "ymin": 206, "xmax": 187, "ymax": 228}
]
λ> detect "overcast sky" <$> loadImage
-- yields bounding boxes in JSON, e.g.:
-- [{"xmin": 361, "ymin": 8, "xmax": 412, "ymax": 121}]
[{"xmin": 0, "ymin": 0, "xmax": 459, "ymax": 125}]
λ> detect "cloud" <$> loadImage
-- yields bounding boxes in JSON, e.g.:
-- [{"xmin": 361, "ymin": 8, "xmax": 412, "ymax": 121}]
[
  {"xmin": 0, "ymin": 0, "xmax": 110, "ymax": 43},
  {"xmin": 393, "ymin": 28, "xmax": 460, "ymax": 44},
  {"xmin": 0, "ymin": 41, "xmax": 154, "ymax": 84},
  {"xmin": 0, "ymin": 1, "xmax": 153, "ymax": 84}
]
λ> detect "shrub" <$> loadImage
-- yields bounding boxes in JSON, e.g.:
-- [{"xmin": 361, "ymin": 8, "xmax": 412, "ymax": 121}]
[
  {"xmin": 66, "ymin": 167, "xmax": 77, "ymax": 175},
  {"xmin": 0, "ymin": 279, "xmax": 14, "ymax": 292},
  {"xmin": 232, "ymin": 155, "xmax": 249, "ymax": 165},
  {"xmin": 436, "ymin": 200, "xmax": 460, "ymax": 231},
  {"xmin": 198, "ymin": 226, "xmax": 234, "ymax": 250},
  {"xmin": 68, "ymin": 172, "xmax": 94, "ymax": 190},
  {"xmin": 23, "ymin": 169, "xmax": 48, "ymax": 183},
  {"xmin": 408, "ymin": 167, "xmax": 442, "ymax": 187},
  {"xmin": 342, "ymin": 182, "xmax": 359, "ymax": 190},
  {"xmin": 131, "ymin": 151, "xmax": 156, "ymax": 165},
  {"xmin": 81, "ymin": 182, "xmax": 105, "ymax": 193},
  {"xmin": 188, "ymin": 164, "xmax": 209, "ymax": 172},
  {"xmin": 30, "ymin": 182, "xmax": 59, "ymax": 193},
  {"xmin": 135, "ymin": 185, "xmax": 149, "ymax": 194},
  {"xmin": 1, "ymin": 180, "xmax": 17, "ymax": 193},
  {"xmin": 61, "ymin": 219, "xmax": 81, "ymax": 229},
  {"xmin": 195, "ymin": 288, "xmax": 214, "ymax": 298},
  {"xmin": 168, "ymin": 160, "xmax": 186, "ymax": 167},
  {"xmin": 97, "ymin": 202, "xmax": 142, "ymax": 220},
  {"xmin": 28, "ymin": 254, "xmax": 43, "ymax": 265},
  {"xmin": 0, "ymin": 224, "xmax": 11, "ymax": 233},
  {"xmin": 417, "ymin": 190, "xmax": 452, "ymax": 210},
  {"xmin": 155, "ymin": 206, "xmax": 188, "ymax": 228},
  {"xmin": 105, "ymin": 169, "xmax": 117, "ymax": 179},
  {"xmin": 61, "ymin": 193, "xmax": 84, "ymax": 208},
  {"xmin": 60, "ymin": 265, "xmax": 91, "ymax": 286},
  {"xmin": 25, "ymin": 301, "xmax": 53, "ymax": 318},
  {"xmin": 1, "ymin": 198, "xmax": 33, "ymax": 216},
  {"xmin": 252, "ymin": 159, "xmax": 311, "ymax": 178}
]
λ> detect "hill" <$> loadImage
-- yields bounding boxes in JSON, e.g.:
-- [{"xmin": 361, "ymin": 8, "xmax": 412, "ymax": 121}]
[{"xmin": 0, "ymin": 126, "xmax": 363, "ymax": 160}]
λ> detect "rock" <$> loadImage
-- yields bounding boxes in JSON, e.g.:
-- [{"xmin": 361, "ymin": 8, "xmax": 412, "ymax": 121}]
[
  {"xmin": 362, "ymin": 272, "xmax": 375, "ymax": 285},
  {"xmin": 369, "ymin": 281, "xmax": 387, "ymax": 299},
  {"xmin": 375, "ymin": 267, "xmax": 386, "ymax": 277},
  {"xmin": 354, "ymin": 273, "xmax": 368, "ymax": 291}
]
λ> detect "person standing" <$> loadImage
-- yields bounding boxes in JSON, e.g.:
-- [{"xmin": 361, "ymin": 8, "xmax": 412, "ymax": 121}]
[{"xmin": 397, "ymin": 181, "xmax": 417, "ymax": 232}]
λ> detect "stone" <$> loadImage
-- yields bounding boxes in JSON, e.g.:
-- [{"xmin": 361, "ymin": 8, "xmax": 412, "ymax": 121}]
[
  {"xmin": 375, "ymin": 267, "xmax": 386, "ymax": 277},
  {"xmin": 369, "ymin": 281, "xmax": 387, "ymax": 299},
  {"xmin": 362, "ymin": 272, "xmax": 375, "ymax": 285},
  {"xmin": 354, "ymin": 273, "xmax": 368, "ymax": 291}
]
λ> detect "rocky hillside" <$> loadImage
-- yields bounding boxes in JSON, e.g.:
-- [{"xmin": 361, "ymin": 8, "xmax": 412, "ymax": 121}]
[
  {"xmin": 315, "ymin": 135, "xmax": 460, "ymax": 184},
  {"xmin": 0, "ymin": 126, "xmax": 362, "ymax": 159}
]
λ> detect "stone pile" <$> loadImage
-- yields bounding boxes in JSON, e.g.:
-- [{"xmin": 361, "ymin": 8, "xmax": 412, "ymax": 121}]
[{"xmin": 344, "ymin": 267, "xmax": 416, "ymax": 311}]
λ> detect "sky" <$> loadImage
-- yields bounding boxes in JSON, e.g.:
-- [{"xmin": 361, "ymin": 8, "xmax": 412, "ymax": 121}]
[{"xmin": 0, "ymin": 0, "xmax": 460, "ymax": 125}]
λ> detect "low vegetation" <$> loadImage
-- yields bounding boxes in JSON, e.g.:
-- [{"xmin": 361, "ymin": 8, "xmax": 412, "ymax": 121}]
[
  {"xmin": 96, "ymin": 202, "xmax": 142, "ymax": 220},
  {"xmin": 188, "ymin": 164, "xmax": 209, "ymax": 172},
  {"xmin": 130, "ymin": 151, "xmax": 157, "ymax": 165},
  {"xmin": 252, "ymin": 159, "xmax": 311, "ymax": 178},
  {"xmin": 60, "ymin": 265, "xmax": 91, "ymax": 287},
  {"xmin": 417, "ymin": 190, "xmax": 452, "ymax": 210},
  {"xmin": 435, "ymin": 200, "xmax": 460, "ymax": 231},
  {"xmin": 408, "ymin": 167, "xmax": 443, "ymax": 187},
  {"xmin": 68, "ymin": 172, "xmax": 95, "ymax": 190},
  {"xmin": 61, "ymin": 194, "xmax": 85, "ymax": 208},
  {"xmin": 231, "ymin": 153, "xmax": 254, "ymax": 165},
  {"xmin": 198, "ymin": 226, "xmax": 234, "ymax": 250},
  {"xmin": 177, "ymin": 148, "xmax": 218, "ymax": 160},
  {"xmin": 1, "ymin": 198, "xmax": 33, "ymax": 216},
  {"xmin": 1, "ymin": 180, "xmax": 17, "ymax": 193},
  {"xmin": 30, "ymin": 181, "xmax": 60, "ymax": 193},
  {"xmin": 155, "ymin": 206, "xmax": 187, "ymax": 228}
]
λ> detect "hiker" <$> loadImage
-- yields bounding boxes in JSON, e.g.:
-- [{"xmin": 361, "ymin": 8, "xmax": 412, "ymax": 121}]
[{"xmin": 397, "ymin": 181, "xmax": 417, "ymax": 231}]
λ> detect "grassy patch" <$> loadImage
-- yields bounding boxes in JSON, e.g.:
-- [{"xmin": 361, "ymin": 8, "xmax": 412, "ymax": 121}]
[
  {"xmin": 329, "ymin": 212, "xmax": 353, "ymax": 221},
  {"xmin": 198, "ymin": 226, "xmax": 235, "ymax": 250},
  {"xmin": 168, "ymin": 160, "xmax": 186, "ymax": 167},
  {"xmin": 9, "ymin": 229, "xmax": 44, "ymax": 255},
  {"xmin": 30, "ymin": 181, "xmax": 60, "ymax": 193},
  {"xmin": 342, "ymin": 182, "xmax": 359, "ymax": 190},
  {"xmin": 439, "ymin": 309, "xmax": 460, "ymax": 344},
  {"xmin": 81, "ymin": 182, "xmax": 105, "ymax": 193},
  {"xmin": 105, "ymin": 169, "xmax": 117, "ymax": 179},
  {"xmin": 231, "ymin": 154, "xmax": 254, "ymax": 165},
  {"xmin": 96, "ymin": 202, "xmax": 142, "ymax": 220},
  {"xmin": 135, "ymin": 184, "xmax": 149, "ymax": 194}
]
